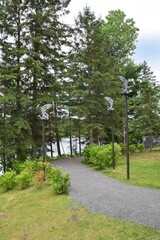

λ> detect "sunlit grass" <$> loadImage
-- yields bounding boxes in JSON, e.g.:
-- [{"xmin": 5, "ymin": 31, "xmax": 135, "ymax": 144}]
[{"xmin": 0, "ymin": 186, "xmax": 160, "ymax": 240}]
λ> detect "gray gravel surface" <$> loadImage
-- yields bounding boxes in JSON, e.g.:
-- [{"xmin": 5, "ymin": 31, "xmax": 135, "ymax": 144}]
[{"xmin": 52, "ymin": 157, "xmax": 160, "ymax": 230}]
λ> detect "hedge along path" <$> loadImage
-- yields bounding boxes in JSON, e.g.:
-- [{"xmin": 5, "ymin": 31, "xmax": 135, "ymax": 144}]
[{"xmin": 52, "ymin": 157, "xmax": 160, "ymax": 231}]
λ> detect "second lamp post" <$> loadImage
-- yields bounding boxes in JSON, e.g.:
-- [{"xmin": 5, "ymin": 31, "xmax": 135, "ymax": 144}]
[
  {"xmin": 118, "ymin": 76, "xmax": 130, "ymax": 180},
  {"xmin": 40, "ymin": 104, "xmax": 52, "ymax": 163},
  {"xmin": 105, "ymin": 97, "xmax": 115, "ymax": 169}
]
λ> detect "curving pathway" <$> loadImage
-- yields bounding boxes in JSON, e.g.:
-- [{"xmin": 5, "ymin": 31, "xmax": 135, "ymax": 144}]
[{"xmin": 52, "ymin": 157, "xmax": 160, "ymax": 230}]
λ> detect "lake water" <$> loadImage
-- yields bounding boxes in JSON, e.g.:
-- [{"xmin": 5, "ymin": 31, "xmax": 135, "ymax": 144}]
[
  {"xmin": 47, "ymin": 137, "xmax": 86, "ymax": 157},
  {"xmin": 0, "ymin": 137, "xmax": 87, "ymax": 175}
]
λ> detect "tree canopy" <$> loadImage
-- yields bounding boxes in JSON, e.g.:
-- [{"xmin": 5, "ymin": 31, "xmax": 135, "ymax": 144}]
[{"xmin": 0, "ymin": 3, "xmax": 159, "ymax": 169}]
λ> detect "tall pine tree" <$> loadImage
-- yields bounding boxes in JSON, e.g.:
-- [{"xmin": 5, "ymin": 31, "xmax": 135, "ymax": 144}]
[{"xmin": 0, "ymin": 0, "xmax": 71, "ymax": 161}]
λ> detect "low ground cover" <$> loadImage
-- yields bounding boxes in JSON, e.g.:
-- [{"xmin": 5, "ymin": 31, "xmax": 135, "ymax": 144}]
[
  {"xmin": 0, "ymin": 160, "xmax": 70, "ymax": 194},
  {"xmin": 0, "ymin": 187, "xmax": 160, "ymax": 240}
]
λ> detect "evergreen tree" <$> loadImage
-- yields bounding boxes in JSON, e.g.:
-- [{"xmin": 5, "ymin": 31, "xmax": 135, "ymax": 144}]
[
  {"xmin": 131, "ymin": 62, "xmax": 160, "ymax": 149},
  {"xmin": 101, "ymin": 10, "xmax": 140, "ymax": 144},
  {"xmin": 69, "ymin": 7, "xmax": 116, "ymax": 144},
  {"xmin": 0, "ymin": 0, "xmax": 71, "ymax": 161},
  {"xmin": 69, "ymin": 8, "xmax": 140, "ymax": 144},
  {"xmin": 0, "ymin": 0, "xmax": 32, "ymax": 161}
]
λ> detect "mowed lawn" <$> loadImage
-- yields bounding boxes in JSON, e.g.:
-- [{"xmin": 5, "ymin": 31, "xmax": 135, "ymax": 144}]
[
  {"xmin": 0, "ymin": 151, "xmax": 160, "ymax": 239},
  {"xmin": 102, "ymin": 151, "xmax": 160, "ymax": 189},
  {"xmin": 0, "ymin": 186, "xmax": 160, "ymax": 240}
]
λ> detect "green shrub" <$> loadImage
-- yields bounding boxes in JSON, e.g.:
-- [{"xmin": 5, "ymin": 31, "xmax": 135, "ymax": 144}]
[
  {"xmin": 16, "ymin": 161, "xmax": 53, "ymax": 190},
  {"xmin": 137, "ymin": 143, "xmax": 144, "ymax": 152},
  {"xmin": 48, "ymin": 167, "xmax": 71, "ymax": 194},
  {"xmin": 0, "ymin": 161, "xmax": 71, "ymax": 195},
  {"xmin": 82, "ymin": 145, "xmax": 96, "ymax": 162},
  {"xmin": 94, "ymin": 146, "xmax": 111, "ymax": 168},
  {"xmin": 11, "ymin": 160, "xmax": 24, "ymax": 174},
  {"xmin": 119, "ymin": 143, "xmax": 126, "ymax": 154},
  {"xmin": 0, "ymin": 170, "xmax": 17, "ymax": 192},
  {"xmin": 89, "ymin": 145, "xmax": 102, "ymax": 165},
  {"xmin": 98, "ymin": 143, "xmax": 121, "ymax": 168},
  {"xmin": 129, "ymin": 144, "xmax": 136, "ymax": 153},
  {"xmin": 21, "ymin": 160, "xmax": 43, "ymax": 173},
  {"xmin": 44, "ymin": 162, "xmax": 53, "ymax": 175},
  {"xmin": 108, "ymin": 143, "xmax": 121, "ymax": 166},
  {"xmin": 16, "ymin": 168, "xmax": 33, "ymax": 189},
  {"xmin": 83, "ymin": 143, "xmax": 121, "ymax": 169},
  {"xmin": 11, "ymin": 159, "xmax": 40, "ymax": 174},
  {"xmin": 12, "ymin": 160, "xmax": 46, "ymax": 175}
]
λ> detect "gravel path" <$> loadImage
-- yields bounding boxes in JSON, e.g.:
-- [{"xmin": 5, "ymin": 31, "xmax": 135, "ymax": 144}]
[{"xmin": 52, "ymin": 157, "xmax": 160, "ymax": 230}]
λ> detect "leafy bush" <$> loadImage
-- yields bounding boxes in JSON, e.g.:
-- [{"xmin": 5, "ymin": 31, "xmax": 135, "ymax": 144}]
[
  {"xmin": 93, "ymin": 146, "xmax": 111, "ymax": 168},
  {"xmin": 44, "ymin": 162, "xmax": 53, "ymax": 175},
  {"xmin": 16, "ymin": 168, "xmax": 33, "ymax": 189},
  {"xmin": 82, "ymin": 145, "xmax": 96, "ymax": 163},
  {"xmin": 48, "ymin": 167, "xmax": 71, "ymax": 194},
  {"xmin": 0, "ymin": 160, "xmax": 71, "ymax": 195},
  {"xmin": 89, "ymin": 145, "xmax": 102, "ymax": 165},
  {"xmin": 129, "ymin": 144, "xmax": 136, "ymax": 153},
  {"xmin": 11, "ymin": 160, "xmax": 23, "ymax": 174},
  {"xmin": 119, "ymin": 143, "xmax": 126, "ymax": 154},
  {"xmin": 21, "ymin": 160, "xmax": 43, "ymax": 173},
  {"xmin": 119, "ymin": 143, "xmax": 144, "ymax": 154},
  {"xmin": 137, "ymin": 143, "xmax": 144, "ymax": 152},
  {"xmin": 0, "ymin": 170, "xmax": 17, "ymax": 192},
  {"xmin": 106, "ymin": 143, "xmax": 121, "ymax": 167},
  {"xmin": 12, "ymin": 159, "xmax": 45, "ymax": 175},
  {"xmin": 82, "ymin": 143, "xmax": 121, "ymax": 169}
]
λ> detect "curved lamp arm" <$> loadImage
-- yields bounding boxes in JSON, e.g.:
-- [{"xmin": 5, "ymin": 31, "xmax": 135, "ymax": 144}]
[
  {"xmin": 118, "ymin": 76, "xmax": 128, "ymax": 94},
  {"xmin": 40, "ymin": 104, "xmax": 52, "ymax": 120},
  {"xmin": 104, "ymin": 97, "xmax": 114, "ymax": 111}
]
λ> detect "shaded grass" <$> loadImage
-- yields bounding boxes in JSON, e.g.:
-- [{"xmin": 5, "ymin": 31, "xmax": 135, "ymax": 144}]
[
  {"xmin": 0, "ymin": 186, "xmax": 160, "ymax": 240},
  {"xmin": 101, "ymin": 152, "xmax": 160, "ymax": 189}
]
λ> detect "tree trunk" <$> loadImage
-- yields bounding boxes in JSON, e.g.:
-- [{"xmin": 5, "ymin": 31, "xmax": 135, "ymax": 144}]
[
  {"xmin": 89, "ymin": 127, "xmax": 94, "ymax": 144},
  {"xmin": 69, "ymin": 134, "xmax": 72, "ymax": 155},
  {"xmin": 93, "ymin": 128, "xmax": 100, "ymax": 144},
  {"xmin": 78, "ymin": 128, "xmax": 81, "ymax": 155},
  {"xmin": 31, "ymin": 115, "xmax": 38, "ymax": 159},
  {"xmin": 56, "ymin": 131, "xmax": 61, "ymax": 156}
]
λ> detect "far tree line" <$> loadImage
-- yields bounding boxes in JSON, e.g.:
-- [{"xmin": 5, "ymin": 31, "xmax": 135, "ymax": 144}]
[{"xmin": 0, "ymin": 0, "xmax": 160, "ymax": 170}]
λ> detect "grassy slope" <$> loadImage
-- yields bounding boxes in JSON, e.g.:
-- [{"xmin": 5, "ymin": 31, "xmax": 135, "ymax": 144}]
[
  {"xmin": 0, "ymin": 186, "xmax": 160, "ymax": 240},
  {"xmin": 101, "ymin": 152, "xmax": 160, "ymax": 189}
]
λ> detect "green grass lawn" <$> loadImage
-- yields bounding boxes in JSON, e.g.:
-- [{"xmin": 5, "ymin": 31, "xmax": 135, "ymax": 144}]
[
  {"xmin": 0, "ymin": 186, "xmax": 160, "ymax": 240},
  {"xmin": 133, "ymin": 150, "xmax": 160, "ymax": 156},
  {"xmin": 101, "ymin": 151, "xmax": 160, "ymax": 189}
]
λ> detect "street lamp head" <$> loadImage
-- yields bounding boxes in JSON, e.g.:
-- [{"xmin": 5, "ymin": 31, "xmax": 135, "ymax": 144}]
[
  {"xmin": 107, "ymin": 106, "xmax": 114, "ymax": 111},
  {"xmin": 104, "ymin": 97, "xmax": 114, "ymax": 111},
  {"xmin": 40, "ymin": 103, "xmax": 52, "ymax": 120},
  {"xmin": 118, "ymin": 76, "xmax": 128, "ymax": 94},
  {"xmin": 118, "ymin": 76, "xmax": 126, "ymax": 83}
]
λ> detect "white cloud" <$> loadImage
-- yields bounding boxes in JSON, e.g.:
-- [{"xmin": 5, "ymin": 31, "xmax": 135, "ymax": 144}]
[
  {"xmin": 68, "ymin": 0, "xmax": 160, "ymax": 36},
  {"xmin": 66, "ymin": 0, "xmax": 160, "ymax": 80}
]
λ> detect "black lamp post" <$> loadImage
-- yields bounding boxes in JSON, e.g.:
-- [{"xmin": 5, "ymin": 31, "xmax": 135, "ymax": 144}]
[
  {"xmin": 40, "ymin": 104, "xmax": 52, "ymax": 163},
  {"xmin": 104, "ymin": 97, "xmax": 115, "ymax": 169},
  {"xmin": 0, "ymin": 92, "xmax": 6, "ymax": 174},
  {"xmin": 118, "ymin": 76, "xmax": 130, "ymax": 180}
]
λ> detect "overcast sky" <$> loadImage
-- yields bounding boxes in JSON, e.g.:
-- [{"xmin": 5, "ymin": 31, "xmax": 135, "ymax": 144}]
[{"xmin": 66, "ymin": 0, "xmax": 160, "ymax": 81}]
